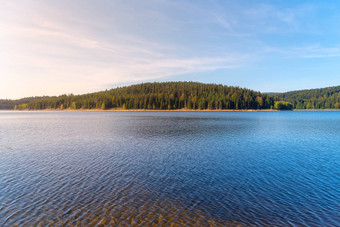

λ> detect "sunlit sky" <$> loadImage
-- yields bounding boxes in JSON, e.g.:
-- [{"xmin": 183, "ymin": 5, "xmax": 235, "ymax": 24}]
[{"xmin": 1, "ymin": 0, "xmax": 340, "ymax": 99}]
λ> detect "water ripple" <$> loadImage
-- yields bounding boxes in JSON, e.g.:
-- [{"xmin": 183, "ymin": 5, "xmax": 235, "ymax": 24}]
[{"xmin": 0, "ymin": 111, "xmax": 339, "ymax": 226}]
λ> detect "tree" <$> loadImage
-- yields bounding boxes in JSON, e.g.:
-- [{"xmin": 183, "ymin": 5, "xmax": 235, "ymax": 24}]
[
  {"xmin": 70, "ymin": 102, "xmax": 77, "ymax": 110},
  {"xmin": 274, "ymin": 85, "xmax": 340, "ymax": 109},
  {"xmin": 256, "ymin": 96, "xmax": 263, "ymax": 108},
  {"xmin": 274, "ymin": 101, "xmax": 293, "ymax": 110},
  {"xmin": 15, "ymin": 82, "xmax": 279, "ymax": 111}
]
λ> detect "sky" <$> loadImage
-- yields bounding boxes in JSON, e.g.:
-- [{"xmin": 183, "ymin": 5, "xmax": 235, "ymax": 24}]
[{"xmin": 1, "ymin": 0, "xmax": 340, "ymax": 99}]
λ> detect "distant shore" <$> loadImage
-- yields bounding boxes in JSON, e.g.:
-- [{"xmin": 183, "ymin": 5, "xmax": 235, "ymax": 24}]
[
  {"xmin": 7, "ymin": 108, "xmax": 340, "ymax": 112},
  {"xmin": 10, "ymin": 108, "xmax": 276, "ymax": 112}
]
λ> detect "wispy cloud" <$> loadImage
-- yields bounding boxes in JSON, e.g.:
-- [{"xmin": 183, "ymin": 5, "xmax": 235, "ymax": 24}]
[
  {"xmin": 211, "ymin": 1, "xmax": 315, "ymax": 35},
  {"xmin": 259, "ymin": 44, "xmax": 340, "ymax": 59},
  {"xmin": 0, "ymin": 1, "xmax": 246, "ymax": 98},
  {"xmin": 1, "ymin": 0, "xmax": 340, "ymax": 98},
  {"xmin": 295, "ymin": 45, "xmax": 340, "ymax": 58},
  {"xmin": 4, "ymin": 17, "xmax": 244, "ymax": 76}
]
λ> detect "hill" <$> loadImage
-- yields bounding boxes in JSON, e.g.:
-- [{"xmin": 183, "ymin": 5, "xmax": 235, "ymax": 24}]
[
  {"xmin": 274, "ymin": 85, "xmax": 340, "ymax": 109},
  {"xmin": 15, "ymin": 82, "xmax": 278, "ymax": 110},
  {"xmin": 0, "ymin": 97, "xmax": 49, "ymax": 110}
]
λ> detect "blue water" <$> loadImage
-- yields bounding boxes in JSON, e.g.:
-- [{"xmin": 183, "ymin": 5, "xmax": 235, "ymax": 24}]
[{"xmin": 0, "ymin": 111, "xmax": 339, "ymax": 226}]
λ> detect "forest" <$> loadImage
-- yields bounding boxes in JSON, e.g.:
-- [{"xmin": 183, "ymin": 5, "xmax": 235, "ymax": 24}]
[
  {"xmin": 4, "ymin": 82, "xmax": 340, "ymax": 110},
  {"xmin": 274, "ymin": 85, "xmax": 340, "ymax": 109},
  {"xmin": 12, "ymin": 82, "xmax": 278, "ymax": 110},
  {"xmin": 0, "ymin": 97, "xmax": 47, "ymax": 110}
]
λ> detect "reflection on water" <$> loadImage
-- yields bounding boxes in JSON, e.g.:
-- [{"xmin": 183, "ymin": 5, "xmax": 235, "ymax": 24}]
[{"xmin": 0, "ymin": 111, "xmax": 339, "ymax": 226}]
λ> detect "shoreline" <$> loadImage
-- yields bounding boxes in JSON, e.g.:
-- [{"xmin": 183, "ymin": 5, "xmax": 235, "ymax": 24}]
[
  {"xmin": 6, "ymin": 108, "xmax": 340, "ymax": 112},
  {"xmin": 9, "ymin": 109, "xmax": 276, "ymax": 112}
]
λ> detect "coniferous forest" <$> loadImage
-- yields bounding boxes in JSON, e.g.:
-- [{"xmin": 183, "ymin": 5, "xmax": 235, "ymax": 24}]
[
  {"xmin": 11, "ymin": 82, "xmax": 277, "ymax": 110},
  {"xmin": 0, "ymin": 97, "xmax": 47, "ymax": 110},
  {"xmin": 2, "ymin": 82, "xmax": 340, "ymax": 110},
  {"xmin": 274, "ymin": 85, "xmax": 340, "ymax": 109}
]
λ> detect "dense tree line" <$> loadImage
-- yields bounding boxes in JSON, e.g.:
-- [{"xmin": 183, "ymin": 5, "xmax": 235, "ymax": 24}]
[
  {"xmin": 0, "ymin": 97, "xmax": 48, "ymax": 110},
  {"xmin": 17, "ymin": 82, "xmax": 278, "ymax": 110},
  {"xmin": 275, "ymin": 85, "xmax": 340, "ymax": 109}
]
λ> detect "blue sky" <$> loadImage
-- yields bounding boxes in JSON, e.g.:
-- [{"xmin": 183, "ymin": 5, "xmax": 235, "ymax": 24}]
[{"xmin": 1, "ymin": 0, "xmax": 340, "ymax": 98}]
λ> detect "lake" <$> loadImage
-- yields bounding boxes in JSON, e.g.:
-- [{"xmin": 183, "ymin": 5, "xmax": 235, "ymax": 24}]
[{"xmin": 0, "ymin": 111, "xmax": 339, "ymax": 226}]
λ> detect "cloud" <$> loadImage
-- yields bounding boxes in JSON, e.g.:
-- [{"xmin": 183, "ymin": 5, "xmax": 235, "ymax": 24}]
[
  {"xmin": 0, "ymin": 1, "xmax": 246, "ymax": 98},
  {"xmin": 210, "ymin": 1, "xmax": 316, "ymax": 35},
  {"xmin": 3, "ymin": 17, "xmax": 244, "ymax": 75},
  {"xmin": 259, "ymin": 44, "xmax": 340, "ymax": 59},
  {"xmin": 296, "ymin": 45, "xmax": 340, "ymax": 58},
  {"xmin": 2, "ymin": 0, "xmax": 337, "ymax": 98}
]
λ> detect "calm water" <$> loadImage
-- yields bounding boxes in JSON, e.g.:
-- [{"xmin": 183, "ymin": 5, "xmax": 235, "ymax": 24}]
[{"xmin": 0, "ymin": 111, "xmax": 339, "ymax": 226}]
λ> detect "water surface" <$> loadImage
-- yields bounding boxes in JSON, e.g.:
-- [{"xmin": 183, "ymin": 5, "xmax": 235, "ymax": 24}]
[{"xmin": 0, "ymin": 111, "xmax": 339, "ymax": 226}]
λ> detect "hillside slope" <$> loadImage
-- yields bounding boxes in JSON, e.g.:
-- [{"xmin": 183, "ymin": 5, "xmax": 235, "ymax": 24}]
[
  {"xmin": 275, "ymin": 86, "xmax": 340, "ymax": 109},
  {"xmin": 0, "ymin": 97, "xmax": 49, "ymax": 110},
  {"xmin": 16, "ymin": 82, "xmax": 278, "ymax": 110}
]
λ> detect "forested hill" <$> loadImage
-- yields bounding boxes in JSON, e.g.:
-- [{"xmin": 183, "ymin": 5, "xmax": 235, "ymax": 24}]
[
  {"xmin": 5, "ymin": 82, "xmax": 340, "ymax": 110},
  {"xmin": 15, "ymin": 82, "xmax": 278, "ymax": 110},
  {"xmin": 0, "ymin": 97, "xmax": 48, "ymax": 110},
  {"xmin": 274, "ymin": 85, "xmax": 340, "ymax": 109}
]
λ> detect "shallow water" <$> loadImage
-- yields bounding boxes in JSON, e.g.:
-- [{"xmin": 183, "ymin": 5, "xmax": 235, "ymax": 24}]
[{"xmin": 0, "ymin": 111, "xmax": 339, "ymax": 226}]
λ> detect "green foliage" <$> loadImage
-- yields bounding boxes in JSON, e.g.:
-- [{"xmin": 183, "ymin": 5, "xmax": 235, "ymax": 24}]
[
  {"xmin": 0, "ymin": 96, "xmax": 48, "ymax": 110},
  {"xmin": 17, "ymin": 104, "xmax": 28, "ymax": 110},
  {"xmin": 70, "ymin": 102, "xmax": 77, "ymax": 110},
  {"xmin": 274, "ymin": 101, "xmax": 293, "ymax": 110},
  {"xmin": 7, "ymin": 83, "xmax": 340, "ymax": 111},
  {"xmin": 274, "ymin": 85, "xmax": 340, "ymax": 109},
  {"xmin": 15, "ymin": 82, "xmax": 278, "ymax": 110}
]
